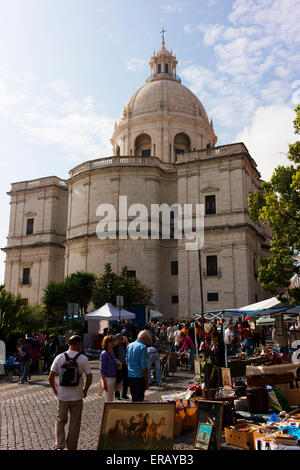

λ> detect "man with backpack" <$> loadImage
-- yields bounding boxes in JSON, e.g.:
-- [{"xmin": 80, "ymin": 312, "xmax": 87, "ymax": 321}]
[{"xmin": 48, "ymin": 335, "xmax": 93, "ymax": 450}]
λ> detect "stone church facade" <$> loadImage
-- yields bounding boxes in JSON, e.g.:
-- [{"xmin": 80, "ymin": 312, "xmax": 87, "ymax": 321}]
[{"xmin": 2, "ymin": 40, "xmax": 272, "ymax": 318}]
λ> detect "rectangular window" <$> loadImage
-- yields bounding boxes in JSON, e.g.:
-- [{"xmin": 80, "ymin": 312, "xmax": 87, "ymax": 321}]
[
  {"xmin": 22, "ymin": 268, "xmax": 30, "ymax": 285},
  {"xmin": 165, "ymin": 63, "xmax": 169, "ymax": 73},
  {"xmin": 171, "ymin": 261, "xmax": 178, "ymax": 275},
  {"xmin": 127, "ymin": 270, "xmax": 136, "ymax": 279},
  {"xmin": 253, "ymin": 258, "xmax": 258, "ymax": 279},
  {"xmin": 206, "ymin": 256, "xmax": 218, "ymax": 276},
  {"xmin": 26, "ymin": 218, "xmax": 34, "ymax": 235},
  {"xmin": 158, "ymin": 64, "xmax": 161, "ymax": 73},
  {"xmin": 141, "ymin": 149, "xmax": 151, "ymax": 157},
  {"xmin": 207, "ymin": 292, "xmax": 219, "ymax": 302},
  {"xmin": 171, "ymin": 295, "xmax": 179, "ymax": 304},
  {"xmin": 205, "ymin": 195, "xmax": 216, "ymax": 215}
]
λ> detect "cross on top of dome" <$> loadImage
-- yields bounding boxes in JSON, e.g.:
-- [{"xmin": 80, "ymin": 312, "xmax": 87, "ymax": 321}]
[{"xmin": 160, "ymin": 26, "xmax": 167, "ymax": 46}]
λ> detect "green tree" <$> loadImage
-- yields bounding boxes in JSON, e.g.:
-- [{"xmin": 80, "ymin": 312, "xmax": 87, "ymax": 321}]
[
  {"xmin": 64, "ymin": 271, "xmax": 96, "ymax": 324},
  {"xmin": 248, "ymin": 105, "xmax": 300, "ymax": 304},
  {"xmin": 93, "ymin": 263, "xmax": 153, "ymax": 309},
  {"xmin": 42, "ymin": 281, "xmax": 67, "ymax": 330},
  {"xmin": 0, "ymin": 285, "xmax": 46, "ymax": 349}
]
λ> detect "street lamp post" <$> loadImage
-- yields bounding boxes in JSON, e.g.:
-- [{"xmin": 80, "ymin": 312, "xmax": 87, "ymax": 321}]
[{"xmin": 116, "ymin": 296, "xmax": 124, "ymax": 323}]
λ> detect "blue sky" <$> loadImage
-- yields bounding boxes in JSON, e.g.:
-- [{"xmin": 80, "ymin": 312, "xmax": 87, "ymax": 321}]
[{"xmin": 0, "ymin": 0, "xmax": 300, "ymax": 283}]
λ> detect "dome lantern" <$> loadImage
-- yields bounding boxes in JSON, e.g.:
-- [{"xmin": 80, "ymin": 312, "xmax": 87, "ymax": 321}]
[{"xmin": 148, "ymin": 38, "xmax": 179, "ymax": 83}]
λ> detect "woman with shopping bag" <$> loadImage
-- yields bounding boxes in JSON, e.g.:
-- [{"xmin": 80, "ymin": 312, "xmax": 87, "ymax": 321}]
[{"xmin": 99, "ymin": 336, "xmax": 122, "ymax": 402}]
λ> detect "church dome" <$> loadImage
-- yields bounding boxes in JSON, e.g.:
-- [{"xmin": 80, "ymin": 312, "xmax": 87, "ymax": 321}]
[
  {"xmin": 111, "ymin": 39, "xmax": 217, "ymax": 162},
  {"xmin": 119, "ymin": 78, "xmax": 209, "ymax": 125}
]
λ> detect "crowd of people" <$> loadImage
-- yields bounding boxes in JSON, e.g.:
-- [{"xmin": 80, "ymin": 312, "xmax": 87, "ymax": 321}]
[
  {"xmin": 224, "ymin": 318, "xmax": 266, "ymax": 358},
  {"xmin": 10, "ymin": 316, "xmax": 268, "ymax": 387},
  {"xmin": 9, "ymin": 330, "xmax": 73, "ymax": 384}
]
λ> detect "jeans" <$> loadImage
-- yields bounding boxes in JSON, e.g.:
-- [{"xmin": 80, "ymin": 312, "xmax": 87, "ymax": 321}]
[
  {"xmin": 189, "ymin": 348, "xmax": 195, "ymax": 371},
  {"xmin": 20, "ymin": 361, "xmax": 28, "ymax": 383},
  {"xmin": 128, "ymin": 377, "xmax": 146, "ymax": 402},
  {"xmin": 243, "ymin": 338, "xmax": 254, "ymax": 357},
  {"xmin": 147, "ymin": 353, "xmax": 161, "ymax": 384}
]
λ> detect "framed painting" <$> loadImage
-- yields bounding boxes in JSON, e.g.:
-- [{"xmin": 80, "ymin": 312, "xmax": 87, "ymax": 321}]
[
  {"xmin": 221, "ymin": 367, "xmax": 232, "ymax": 389},
  {"xmin": 97, "ymin": 401, "xmax": 176, "ymax": 450},
  {"xmin": 194, "ymin": 422, "xmax": 213, "ymax": 450},
  {"xmin": 195, "ymin": 400, "xmax": 224, "ymax": 450}
]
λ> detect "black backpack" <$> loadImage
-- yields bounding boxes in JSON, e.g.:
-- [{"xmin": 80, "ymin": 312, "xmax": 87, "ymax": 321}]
[{"xmin": 59, "ymin": 352, "xmax": 82, "ymax": 387}]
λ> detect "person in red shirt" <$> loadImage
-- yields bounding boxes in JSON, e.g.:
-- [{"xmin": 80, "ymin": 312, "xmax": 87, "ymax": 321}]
[
  {"xmin": 95, "ymin": 334, "xmax": 104, "ymax": 350},
  {"xmin": 178, "ymin": 332, "xmax": 195, "ymax": 372}
]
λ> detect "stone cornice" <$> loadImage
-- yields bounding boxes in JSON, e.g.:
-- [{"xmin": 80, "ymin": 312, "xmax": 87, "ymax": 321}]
[{"xmin": 2, "ymin": 241, "xmax": 65, "ymax": 252}]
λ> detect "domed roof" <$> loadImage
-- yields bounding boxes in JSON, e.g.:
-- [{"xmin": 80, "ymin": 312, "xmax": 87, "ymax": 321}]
[{"xmin": 119, "ymin": 78, "xmax": 209, "ymax": 125}]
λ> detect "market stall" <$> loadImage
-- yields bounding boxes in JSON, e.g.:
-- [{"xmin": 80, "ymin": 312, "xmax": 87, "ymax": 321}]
[
  {"xmin": 83, "ymin": 303, "xmax": 136, "ymax": 348},
  {"xmin": 163, "ymin": 300, "xmax": 300, "ymax": 450}
]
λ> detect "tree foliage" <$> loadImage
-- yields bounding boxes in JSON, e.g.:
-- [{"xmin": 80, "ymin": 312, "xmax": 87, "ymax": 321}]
[
  {"xmin": 64, "ymin": 271, "xmax": 96, "ymax": 316},
  {"xmin": 0, "ymin": 285, "xmax": 46, "ymax": 347},
  {"xmin": 248, "ymin": 105, "xmax": 300, "ymax": 304},
  {"xmin": 42, "ymin": 281, "xmax": 68, "ymax": 329},
  {"xmin": 42, "ymin": 272, "xmax": 96, "ymax": 328},
  {"xmin": 93, "ymin": 263, "xmax": 153, "ymax": 309}
]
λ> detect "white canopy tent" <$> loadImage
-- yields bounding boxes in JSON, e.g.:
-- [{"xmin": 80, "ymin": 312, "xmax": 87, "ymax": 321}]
[
  {"xmin": 238, "ymin": 297, "xmax": 281, "ymax": 312},
  {"xmin": 85, "ymin": 302, "xmax": 136, "ymax": 321},
  {"xmin": 149, "ymin": 309, "xmax": 164, "ymax": 319},
  {"xmin": 83, "ymin": 303, "xmax": 136, "ymax": 348}
]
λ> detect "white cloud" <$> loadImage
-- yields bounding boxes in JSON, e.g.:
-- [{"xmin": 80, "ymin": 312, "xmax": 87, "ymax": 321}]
[
  {"xmin": 197, "ymin": 24, "xmax": 224, "ymax": 46},
  {"xmin": 51, "ymin": 80, "xmax": 71, "ymax": 94},
  {"xmin": 181, "ymin": 65, "xmax": 224, "ymax": 94},
  {"xmin": 0, "ymin": 71, "xmax": 115, "ymax": 163},
  {"xmin": 291, "ymin": 81, "xmax": 300, "ymax": 106},
  {"xmin": 161, "ymin": 1, "xmax": 184, "ymax": 13},
  {"xmin": 184, "ymin": 24, "xmax": 194, "ymax": 35},
  {"xmin": 0, "ymin": 76, "xmax": 28, "ymax": 109},
  {"xmin": 20, "ymin": 99, "xmax": 115, "ymax": 162},
  {"xmin": 235, "ymin": 105, "xmax": 296, "ymax": 180},
  {"xmin": 260, "ymin": 80, "xmax": 289, "ymax": 104},
  {"xmin": 125, "ymin": 58, "xmax": 147, "ymax": 72},
  {"xmin": 197, "ymin": 0, "xmax": 300, "ymax": 89}
]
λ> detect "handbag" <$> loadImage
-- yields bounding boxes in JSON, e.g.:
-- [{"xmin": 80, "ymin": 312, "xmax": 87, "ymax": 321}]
[
  {"xmin": 98, "ymin": 379, "xmax": 104, "ymax": 397},
  {"xmin": 108, "ymin": 352, "xmax": 123, "ymax": 384}
]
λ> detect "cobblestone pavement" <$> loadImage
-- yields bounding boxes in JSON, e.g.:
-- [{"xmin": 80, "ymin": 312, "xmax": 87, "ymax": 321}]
[{"xmin": 0, "ymin": 362, "xmax": 237, "ymax": 451}]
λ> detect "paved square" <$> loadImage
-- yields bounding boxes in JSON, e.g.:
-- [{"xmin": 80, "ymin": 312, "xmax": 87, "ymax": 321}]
[{"xmin": 0, "ymin": 361, "xmax": 196, "ymax": 450}]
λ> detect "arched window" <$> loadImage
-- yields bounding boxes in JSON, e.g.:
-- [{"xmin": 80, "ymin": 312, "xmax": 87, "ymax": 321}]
[
  {"xmin": 135, "ymin": 133, "xmax": 152, "ymax": 157},
  {"xmin": 115, "ymin": 145, "xmax": 120, "ymax": 156},
  {"xmin": 174, "ymin": 133, "xmax": 191, "ymax": 160}
]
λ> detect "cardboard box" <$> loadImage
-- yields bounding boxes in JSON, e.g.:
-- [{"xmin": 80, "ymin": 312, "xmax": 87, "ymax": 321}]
[
  {"xmin": 284, "ymin": 389, "xmax": 300, "ymax": 406},
  {"xmin": 224, "ymin": 423, "xmax": 261, "ymax": 450}
]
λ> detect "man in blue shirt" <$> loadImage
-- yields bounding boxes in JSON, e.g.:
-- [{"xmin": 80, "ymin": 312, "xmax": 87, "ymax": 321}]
[{"xmin": 126, "ymin": 330, "xmax": 151, "ymax": 402}]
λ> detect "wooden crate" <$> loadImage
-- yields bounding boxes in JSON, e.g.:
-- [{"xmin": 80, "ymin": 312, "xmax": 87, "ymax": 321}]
[
  {"xmin": 224, "ymin": 423, "xmax": 261, "ymax": 450},
  {"xmin": 246, "ymin": 373, "xmax": 295, "ymax": 388}
]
